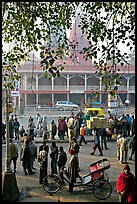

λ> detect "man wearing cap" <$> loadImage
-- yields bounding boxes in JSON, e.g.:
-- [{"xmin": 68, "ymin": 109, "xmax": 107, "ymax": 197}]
[{"xmin": 116, "ymin": 164, "xmax": 135, "ymax": 202}]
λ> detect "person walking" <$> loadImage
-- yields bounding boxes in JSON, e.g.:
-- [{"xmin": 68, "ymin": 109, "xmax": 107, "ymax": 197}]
[
  {"xmin": 50, "ymin": 141, "xmax": 58, "ymax": 174},
  {"xmin": 100, "ymin": 127, "xmax": 109, "ymax": 150},
  {"xmin": 79, "ymin": 124, "xmax": 87, "ymax": 146},
  {"xmin": 20, "ymin": 139, "xmax": 35, "ymax": 175},
  {"xmin": 57, "ymin": 146, "xmax": 67, "ymax": 183},
  {"xmin": 38, "ymin": 145, "xmax": 49, "ymax": 184},
  {"xmin": 116, "ymin": 164, "xmax": 135, "ymax": 202},
  {"xmin": 90, "ymin": 127, "xmax": 103, "ymax": 156},
  {"xmin": 9, "ymin": 138, "xmax": 18, "ymax": 173}
]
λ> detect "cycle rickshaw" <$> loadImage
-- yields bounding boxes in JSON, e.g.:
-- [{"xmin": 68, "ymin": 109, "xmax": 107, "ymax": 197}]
[{"xmin": 42, "ymin": 157, "xmax": 112, "ymax": 200}]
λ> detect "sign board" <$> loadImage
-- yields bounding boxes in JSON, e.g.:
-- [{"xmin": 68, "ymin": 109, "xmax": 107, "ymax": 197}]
[{"xmin": 11, "ymin": 91, "xmax": 20, "ymax": 97}]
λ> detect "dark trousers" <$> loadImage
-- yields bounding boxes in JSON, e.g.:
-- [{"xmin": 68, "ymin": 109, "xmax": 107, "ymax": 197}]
[
  {"xmin": 93, "ymin": 144, "xmax": 103, "ymax": 154},
  {"xmin": 39, "ymin": 168, "xmax": 47, "ymax": 184},
  {"xmin": 79, "ymin": 135, "xmax": 87, "ymax": 145},
  {"xmin": 10, "ymin": 157, "xmax": 17, "ymax": 171}
]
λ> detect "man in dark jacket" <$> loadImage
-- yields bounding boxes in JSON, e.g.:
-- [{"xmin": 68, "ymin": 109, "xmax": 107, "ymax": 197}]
[
  {"xmin": 20, "ymin": 139, "xmax": 35, "ymax": 175},
  {"xmin": 57, "ymin": 146, "xmax": 67, "ymax": 183}
]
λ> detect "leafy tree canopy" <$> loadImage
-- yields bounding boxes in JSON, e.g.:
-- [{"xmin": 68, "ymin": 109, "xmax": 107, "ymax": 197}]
[{"xmin": 2, "ymin": 2, "xmax": 135, "ymax": 96}]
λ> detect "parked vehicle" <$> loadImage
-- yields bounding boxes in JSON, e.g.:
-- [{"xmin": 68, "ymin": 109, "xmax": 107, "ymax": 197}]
[{"xmin": 55, "ymin": 101, "xmax": 79, "ymax": 111}]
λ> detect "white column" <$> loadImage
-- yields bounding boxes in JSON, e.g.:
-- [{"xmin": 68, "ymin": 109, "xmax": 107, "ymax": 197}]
[
  {"xmin": 84, "ymin": 74, "xmax": 87, "ymax": 90},
  {"xmin": 36, "ymin": 94, "xmax": 38, "ymax": 106},
  {"xmin": 84, "ymin": 93, "xmax": 87, "ymax": 104},
  {"xmin": 52, "ymin": 77, "xmax": 54, "ymax": 90},
  {"xmin": 24, "ymin": 94, "xmax": 27, "ymax": 107},
  {"xmin": 67, "ymin": 74, "xmax": 69, "ymax": 91},
  {"xmin": 67, "ymin": 93, "xmax": 69, "ymax": 101},
  {"xmin": 24, "ymin": 75, "xmax": 27, "ymax": 90},
  {"xmin": 52, "ymin": 94, "xmax": 54, "ymax": 107},
  {"xmin": 127, "ymin": 77, "xmax": 130, "ymax": 101},
  {"xmin": 36, "ymin": 75, "xmax": 38, "ymax": 90}
]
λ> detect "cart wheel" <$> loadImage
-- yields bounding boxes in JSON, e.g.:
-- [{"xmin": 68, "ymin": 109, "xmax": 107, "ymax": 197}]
[
  {"xmin": 92, "ymin": 179, "xmax": 112, "ymax": 200},
  {"xmin": 42, "ymin": 174, "xmax": 62, "ymax": 194}
]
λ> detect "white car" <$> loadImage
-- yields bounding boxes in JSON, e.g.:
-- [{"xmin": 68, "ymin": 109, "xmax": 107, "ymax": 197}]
[{"xmin": 55, "ymin": 101, "xmax": 79, "ymax": 111}]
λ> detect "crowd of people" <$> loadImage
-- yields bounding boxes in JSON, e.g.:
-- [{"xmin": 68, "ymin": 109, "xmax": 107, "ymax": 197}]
[{"xmin": 2, "ymin": 109, "xmax": 135, "ymax": 202}]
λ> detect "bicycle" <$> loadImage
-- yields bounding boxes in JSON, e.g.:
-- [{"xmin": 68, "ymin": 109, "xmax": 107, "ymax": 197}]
[{"xmin": 42, "ymin": 158, "xmax": 112, "ymax": 200}]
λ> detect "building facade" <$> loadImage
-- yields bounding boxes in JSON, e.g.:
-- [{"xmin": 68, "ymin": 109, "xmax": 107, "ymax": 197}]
[{"xmin": 2, "ymin": 17, "xmax": 135, "ymax": 111}]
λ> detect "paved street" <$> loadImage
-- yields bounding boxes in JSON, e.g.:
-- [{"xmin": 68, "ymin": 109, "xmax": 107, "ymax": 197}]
[
  {"xmin": 2, "ymin": 111, "xmax": 135, "ymax": 202},
  {"xmin": 2, "ymin": 136, "xmax": 135, "ymax": 202}
]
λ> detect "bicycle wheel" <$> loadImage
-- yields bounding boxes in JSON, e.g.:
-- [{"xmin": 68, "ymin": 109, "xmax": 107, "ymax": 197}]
[
  {"xmin": 42, "ymin": 174, "xmax": 62, "ymax": 194},
  {"xmin": 92, "ymin": 179, "xmax": 112, "ymax": 200}
]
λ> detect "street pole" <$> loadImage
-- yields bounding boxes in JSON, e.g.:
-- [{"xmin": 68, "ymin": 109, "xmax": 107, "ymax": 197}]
[
  {"xmin": 5, "ymin": 86, "xmax": 12, "ymax": 173},
  {"xmin": 2, "ymin": 86, "xmax": 20, "ymax": 201}
]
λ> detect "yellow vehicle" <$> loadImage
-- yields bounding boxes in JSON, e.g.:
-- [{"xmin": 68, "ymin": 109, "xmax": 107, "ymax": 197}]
[
  {"xmin": 84, "ymin": 108, "xmax": 108, "ymax": 129},
  {"xmin": 85, "ymin": 107, "xmax": 104, "ymax": 117}
]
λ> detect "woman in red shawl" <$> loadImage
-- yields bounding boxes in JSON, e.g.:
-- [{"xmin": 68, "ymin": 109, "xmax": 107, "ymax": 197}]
[{"xmin": 116, "ymin": 164, "xmax": 135, "ymax": 202}]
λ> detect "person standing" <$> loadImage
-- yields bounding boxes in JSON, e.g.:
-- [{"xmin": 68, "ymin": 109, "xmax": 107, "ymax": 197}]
[
  {"xmin": 67, "ymin": 116, "xmax": 75, "ymax": 151},
  {"xmin": 19, "ymin": 126, "xmax": 25, "ymax": 137},
  {"xmin": 58, "ymin": 117, "xmax": 66, "ymax": 140},
  {"xmin": 9, "ymin": 138, "xmax": 18, "ymax": 173},
  {"xmin": 90, "ymin": 127, "xmax": 103, "ymax": 156},
  {"xmin": 50, "ymin": 119, "xmax": 57, "ymax": 140},
  {"xmin": 50, "ymin": 141, "xmax": 58, "ymax": 174},
  {"xmin": 42, "ymin": 116, "xmax": 48, "ymax": 137},
  {"xmin": 67, "ymin": 148, "xmax": 82, "ymax": 192},
  {"xmin": 100, "ymin": 127, "xmax": 109, "ymax": 150},
  {"xmin": 36, "ymin": 113, "xmax": 42, "ymax": 130},
  {"xmin": 57, "ymin": 146, "xmax": 67, "ymax": 183},
  {"xmin": 72, "ymin": 137, "xmax": 80, "ymax": 172},
  {"xmin": 74, "ymin": 116, "xmax": 80, "ymax": 140},
  {"xmin": 20, "ymin": 139, "xmax": 35, "ymax": 175},
  {"xmin": 38, "ymin": 145, "xmax": 49, "ymax": 184},
  {"xmin": 79, "ymin": 124, "xmax": 87, "ymax": 146},
  {"xmin": 116, "ymin": 131, "xmax": 123, "ymax": 160},
  {"xmin": 14, "ymin": 117, "xmax": 20, "ymax": 140},
  {"xmin": 131, "ymin": 115, "xmax": 135, "ymax": 136},
  {"xmin": 28, "ymin": 118, "xmax": 35, "ymax": 139},
  {"xmin": 29, "ymin": 135, "xmax": 37, "ymax": 170},
  {"xmin": 116, "ymin": 164, "xmax": 135, "ymax": 202},
  {"xmin": 126, "ymin": 114, "xmax": 131, "ymax": 136},
  {"xmin": 118, "ymin": 133, "xmax": 128, "ymax": 164}
]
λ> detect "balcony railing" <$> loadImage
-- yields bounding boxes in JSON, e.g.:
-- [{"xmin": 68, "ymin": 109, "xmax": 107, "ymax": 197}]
[{"xmin": 20, "ymin": 85, "xmax": 135, "ymax": 92}]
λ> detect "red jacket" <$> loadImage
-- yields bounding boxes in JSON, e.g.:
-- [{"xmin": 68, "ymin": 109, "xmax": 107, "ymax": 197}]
[{"xmin": 116, "ymin": 171, "xmax": 136, "ymax": 202}]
